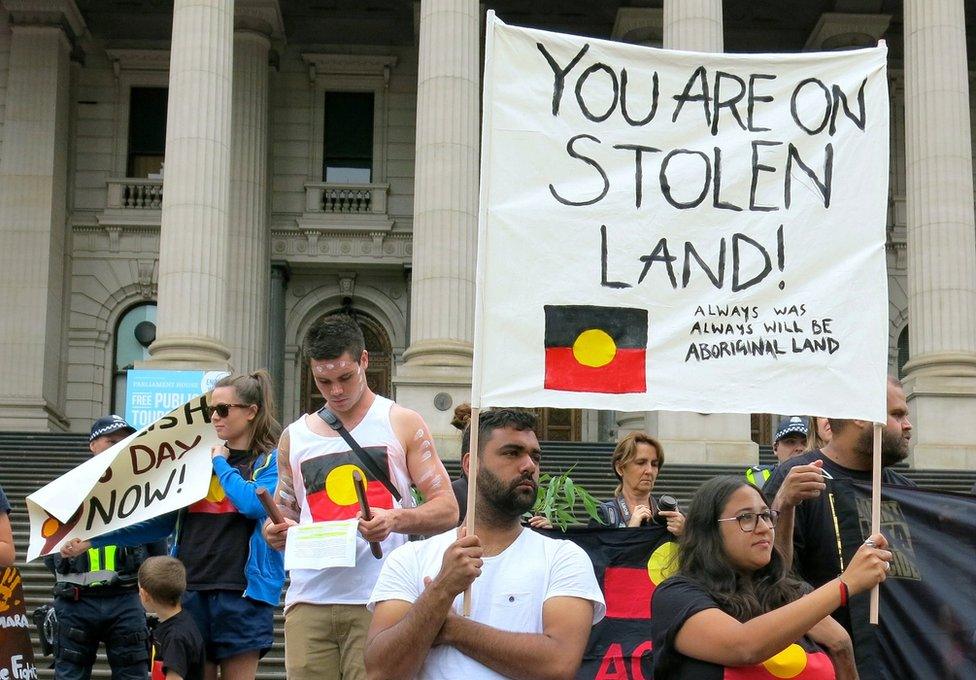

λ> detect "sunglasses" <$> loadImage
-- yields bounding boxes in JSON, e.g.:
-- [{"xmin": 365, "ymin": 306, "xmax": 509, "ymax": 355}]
[{"xmin": 207, "ymin": 403, "xmax": 250, "ymax": 418}]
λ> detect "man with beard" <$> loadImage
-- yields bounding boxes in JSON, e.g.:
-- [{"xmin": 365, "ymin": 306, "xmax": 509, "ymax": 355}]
[
  {"xmin": 763, "ymin": 376, "xmax": 914, "ymax": 678},
  {"xmin": 364, "ymin": 408, "xmax": 605, "ymax": 680}
]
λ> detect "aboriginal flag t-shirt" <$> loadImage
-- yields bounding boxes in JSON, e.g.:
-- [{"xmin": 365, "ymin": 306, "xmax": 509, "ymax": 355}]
[
  {"xmin": 651, "ymin": 576, "xmax": 836, "ymax": 680},
  {"xmin": 178, "ymin": 450, "xmax": 256, "ymax": 590}
]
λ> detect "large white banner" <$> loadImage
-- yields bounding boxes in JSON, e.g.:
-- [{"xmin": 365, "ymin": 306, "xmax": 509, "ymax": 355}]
[
  {"xmin": 26, "ymin": 395, "xmax": 218, "ymax": 561},
  {"xmin": 473, "ymin": 15, "xmax": 889, "ymax": 421}
]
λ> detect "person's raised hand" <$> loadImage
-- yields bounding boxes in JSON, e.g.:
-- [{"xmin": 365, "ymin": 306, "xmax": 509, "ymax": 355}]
[
  {"xmin": 358, "ymin": 507, "xmax": 398, "ymax": 543},
  {"xmin": 262, "ymin": 517, "xmax": 297, "ymax": 551},
  {"xmin": 627, "ymin": 504, "xmax": 653, "ymax": 527},
  {"xmin": 841, "ymin": 532, "xmax": 892, "ymax": 595},
  {"xmin": 59, "ymin": 538, "xmax": 91, "ymax": 558},
  {"xmin": 774, "ymin": 460, "xmax": 827, "ymax": 508},
  {"xmin": 430, "ymin": 527, "xmax": 483, "ymax": 598},
  {"xmin": 527, "ymin": 515, "xmax": 553, "ymax": 530},
  {"xmin": 658, "ymin": 510, "xmax": 685, "ymax": 536}
]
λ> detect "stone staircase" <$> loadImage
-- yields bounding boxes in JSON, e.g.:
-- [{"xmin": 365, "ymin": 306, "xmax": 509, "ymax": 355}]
[{"xmin": 2, "ymin": 432, "xmax": 973, "ymax": 677}]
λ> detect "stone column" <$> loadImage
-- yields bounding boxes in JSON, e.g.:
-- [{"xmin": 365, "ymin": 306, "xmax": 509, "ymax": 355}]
[
  {"xmin": 622, "ymin": 0, "xmax": 757, "ymax": 464},
  {"xmin": 902, "ymin": 0, "xmax": 976, "ymax": 469},
  {"xmin": 0, "ymin": 1, "xmax": 84, "ymax": 430},
  {"xmin": 148, "ymin": 0, "xmax": 234, "ymax": 368},
  {"xmin": 268, "ymin": 262, "xmax": 289, "ymax": 414},
  {"xmin": 225, "ymin": 2, "xmax": 282, "ymax": 372},
  {"xmin": 395, "ymin": 0, "xmax": 480, "ymax": 456},
  {"xmin": 664, "ymin": 0, "xmax": 723, "ymax": 52}
]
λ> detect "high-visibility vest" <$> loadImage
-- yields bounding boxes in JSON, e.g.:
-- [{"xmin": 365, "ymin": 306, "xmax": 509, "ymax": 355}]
[{"xmin": 745, "ymin": 465, "xmax": 774, "ymax": 489}]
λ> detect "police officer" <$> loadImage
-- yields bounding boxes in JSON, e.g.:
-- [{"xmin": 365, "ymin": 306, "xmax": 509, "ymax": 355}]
[
  {"xmin": 45, "ymin": 415, "xmax": 165, "ymax": 679},
  {"xmin": 746, "ymin": 416, "xmax": 809, "ymax": 489}
]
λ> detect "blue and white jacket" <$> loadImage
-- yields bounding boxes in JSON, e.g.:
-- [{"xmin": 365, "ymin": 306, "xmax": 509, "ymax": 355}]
[{"xmin": 91, "ymin": 450, "xmax": 284, "ymax": 606}]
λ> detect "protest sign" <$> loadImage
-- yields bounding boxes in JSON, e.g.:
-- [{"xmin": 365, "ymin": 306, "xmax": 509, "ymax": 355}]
[
  {"xmin": 0, "ymin": 567, "xmax": 36, "ymax": 680},
  {"xmin": 25, "ymin": 395, "xmax": 219, "ymax": 561},
  {"xmin": 473, "ymin": 15, "xmax": 889, "ymax": 421}
]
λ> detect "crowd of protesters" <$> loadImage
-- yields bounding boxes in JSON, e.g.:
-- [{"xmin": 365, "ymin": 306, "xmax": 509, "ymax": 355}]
[{"xmin": 5, "ymin": 314, "xmax": 934, "ymax": 680}]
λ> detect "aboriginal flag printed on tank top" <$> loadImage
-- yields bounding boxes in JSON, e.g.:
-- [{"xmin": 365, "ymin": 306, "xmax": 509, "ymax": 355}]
[{"xmin": 300, "ymin": 446, "xmax": 394, "ymax": 521}]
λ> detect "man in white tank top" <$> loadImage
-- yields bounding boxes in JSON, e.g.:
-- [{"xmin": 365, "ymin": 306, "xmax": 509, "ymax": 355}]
[
  {"xmin": 365, "ymin": 409, "xmax": 605, "ymax": 680},
  {"xmin": 262, "ymin": 315, "xmax": 459, "ymax": 680}
]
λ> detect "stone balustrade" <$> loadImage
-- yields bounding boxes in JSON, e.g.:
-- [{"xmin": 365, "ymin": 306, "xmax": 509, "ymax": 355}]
[
  {"xmin": 304, "ymin": 182, "xmax": 389, "ymax": 214},
  {"xmin": 106, "ymin": 178, "xmax": 164, "ymax": 209}
]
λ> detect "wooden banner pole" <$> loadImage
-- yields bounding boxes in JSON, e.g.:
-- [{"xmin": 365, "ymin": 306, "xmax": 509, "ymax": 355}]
[
  {"xmin": 462, "ymin": 407, "xmax": 481, "ymax": 616},
  {"xmin": 869, "ymin": 421, "xmax": 882, "ymax": 625}
]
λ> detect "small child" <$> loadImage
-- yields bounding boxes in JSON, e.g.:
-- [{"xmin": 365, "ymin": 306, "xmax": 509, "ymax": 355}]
[{"xmin": 138, "ymin": 556, "xmax": 205, "ymax": 680}]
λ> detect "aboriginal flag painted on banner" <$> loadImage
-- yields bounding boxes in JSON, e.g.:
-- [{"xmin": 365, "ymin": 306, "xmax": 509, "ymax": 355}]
[
  {"xmin": 830, "ymin": 481, "xmax": 976, "ymax": 680},
  {"xmin": 544, "ymin": 305, "xmax": 647, "ymax": 394},
  {"xmin": 301, "ymin": 447, "xmax": 394, "ymax": 522},
  {"xmin": 539, "ymin": 526, "xmax": 676, "ymax": 679}
]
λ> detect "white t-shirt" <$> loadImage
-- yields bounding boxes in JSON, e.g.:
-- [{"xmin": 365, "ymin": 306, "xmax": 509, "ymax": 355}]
[{"xmin": 368, "ymin": 528, "xmax": 606, "ymax": 680}]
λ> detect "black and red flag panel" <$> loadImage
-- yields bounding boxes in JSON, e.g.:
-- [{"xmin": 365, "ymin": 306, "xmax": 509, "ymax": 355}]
[
  {"xmin": 539, "ymin": 525, "xmax": 675, "ymax": 679},
  {"xmin": 832, "ymin": 481, "xmax": 976, "ymax": 680},
  {"xmin": 543, "ymin": 305, "xmax": 648, "ymax": 394},
  {"xmin": 188, "ymin": 475, "xmax": 238, "ymax": 514},
  {"xmin": 301, "ymin": 447, "xmax": 394, "ymax": 522}
]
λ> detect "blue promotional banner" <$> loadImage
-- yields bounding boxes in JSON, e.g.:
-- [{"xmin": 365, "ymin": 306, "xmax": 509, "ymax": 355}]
[{"xmin": 125, "ymin": 369, "xmax": 227, "ymax": 429}]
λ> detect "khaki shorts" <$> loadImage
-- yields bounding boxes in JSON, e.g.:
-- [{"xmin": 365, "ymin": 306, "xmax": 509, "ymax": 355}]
[{"xmin": 284, "ymin": 603, "xmax": 372, "ymax": 680}]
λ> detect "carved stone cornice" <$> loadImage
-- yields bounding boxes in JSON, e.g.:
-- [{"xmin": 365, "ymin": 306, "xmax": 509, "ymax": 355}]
[
  {"xmin": 301, "ymin": 53, "xmax": 398, "ymax": 85},
  {"xmin": 235, "ymin": 0, "xmax": 285, "ymax": 41},
  {"xmin": 106, "ymin": 49, "xmax": 170, "ymax": 74},
  {"xmin": 271, "ymin": 227, "xmax": 411, "ymax": 264}
]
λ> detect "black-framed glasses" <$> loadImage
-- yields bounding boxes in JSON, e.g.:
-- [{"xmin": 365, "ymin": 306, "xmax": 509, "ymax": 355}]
[
  {"xmin": 207, "ymin": 403, "xmax": 250, "ymax": 418},
  {"xmin": 717, "ymin": 510, "xmax": 779, "ymax": 532}
]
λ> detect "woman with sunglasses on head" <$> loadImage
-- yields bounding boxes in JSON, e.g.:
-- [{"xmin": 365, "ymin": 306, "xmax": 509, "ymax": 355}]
[
  {"xmin": 70, "ymin": 371, "xmax": 285, "ymax": 680},
  {"xmin": 591, "ymin": 432, "xmax": 684, "ymax": 535},
  {"xmin": 650, "ymin": 476, "xmax": 891, "ymax": 680}
]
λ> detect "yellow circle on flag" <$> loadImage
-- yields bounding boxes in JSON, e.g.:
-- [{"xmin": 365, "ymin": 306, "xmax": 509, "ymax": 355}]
[
  {"xmin": 761, "ymin": 643, "xmax": 808, "ymax": 678},
  {"xmin": 572, "ymin": 329, "xmax": 617, "ymax": 367},
  {"xmin": 647, "ymin": 541, "xmax": 679, "ymax": 585},
  {"xmin": 326, "ymin": 464, "xmax": 367, "ymax": 506},
  {"xmin": 205, "ymin": 475, "xmax": 226, "ymax": 503}
]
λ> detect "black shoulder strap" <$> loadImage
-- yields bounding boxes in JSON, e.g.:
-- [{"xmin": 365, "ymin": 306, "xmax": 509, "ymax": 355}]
[{"xmin": 316, "ymin": 407, "xmax": 402, "ymax": 502}]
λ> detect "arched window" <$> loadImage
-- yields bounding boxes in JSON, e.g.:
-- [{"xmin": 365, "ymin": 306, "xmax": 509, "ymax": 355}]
[
  {"xmin": 112, "ymin": 303, "xmax": 157, "ymax": 411},
  {"xmin": 897, "ymin": 326, "xmax": 909, "ymax": 378}
]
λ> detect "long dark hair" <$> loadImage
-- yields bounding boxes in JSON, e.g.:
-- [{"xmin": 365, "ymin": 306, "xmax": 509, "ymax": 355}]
[
  {"xmin": 677, "ymin": 476, "xmax": 808, "ymax": 621},
  {"xmin": 213, "ymin": 370, "xmax": 282, "ymax": 455}
]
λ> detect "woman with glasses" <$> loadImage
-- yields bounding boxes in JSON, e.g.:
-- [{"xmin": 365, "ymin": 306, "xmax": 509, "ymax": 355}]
[
  {"xmin": 592, "ymin": 432, "xmax": 684, "ymax": 535},
  {"xmin": 69, "ymin": 371, "xmax": 285, "ymax": 680},
  {"xmin": 650, "ymin": 476, "xmax": 891, "ymax": 680}
]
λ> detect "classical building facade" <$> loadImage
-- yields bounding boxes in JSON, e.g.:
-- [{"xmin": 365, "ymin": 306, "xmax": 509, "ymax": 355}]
[{"xmin": 0, "ymin": 0, "xmax": 973, "ymax": 468}]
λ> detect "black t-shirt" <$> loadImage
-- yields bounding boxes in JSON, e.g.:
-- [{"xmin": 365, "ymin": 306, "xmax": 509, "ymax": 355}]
[
  {"xmin": 452, "ymin": 475, "xmax": 467, "ymax": 526},
  {"xmin": 651, "ymin": 576, "xmax": 836, "ymax": 680},
  {"xmin": 0, "ymin": 485, "xmax": 9, "ymax": 514},
  {"xmin": 154, "ymin": 609, "xmax": 204, "ymax": 680},
  {"xmin": 763, "ymin": 450, "xmax": 916, "ymax": 592},
  {"xmin": 178, "ymin": 450, "xmax": 256, "ymax": 590}
]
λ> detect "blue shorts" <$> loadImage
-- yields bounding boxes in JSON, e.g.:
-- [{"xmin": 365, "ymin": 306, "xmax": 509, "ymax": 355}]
[{"xmin": 182, "ymin": 590, "xmax": 274, "ymax": 662}]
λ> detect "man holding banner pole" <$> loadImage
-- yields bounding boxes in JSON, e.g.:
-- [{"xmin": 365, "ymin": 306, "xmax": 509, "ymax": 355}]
[
  {"xmin": 764, "ymin": 376, "xmax": 914, "ymax": 678},
  {"xmin": 365, "ymin": 408, "xmax": 605, "ymax": 680}
]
